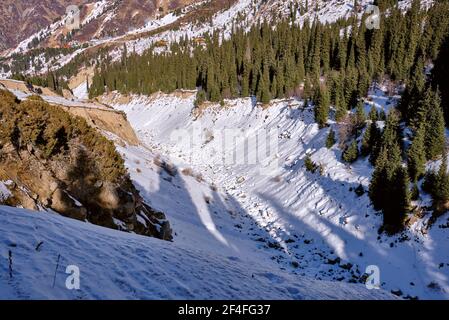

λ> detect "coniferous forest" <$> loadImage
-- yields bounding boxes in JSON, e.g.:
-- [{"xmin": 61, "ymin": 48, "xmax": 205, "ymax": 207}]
[{"xmin": 87, "ymin": 0, "xmax": 449, "ymax": 234}]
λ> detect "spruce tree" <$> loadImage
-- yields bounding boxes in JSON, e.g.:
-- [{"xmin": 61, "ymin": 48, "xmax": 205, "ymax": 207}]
[
  {"xmin": 241, "ymin": 52, "xmax": 251, "ymax": 97},
  {"xmin": 423, "ymin": 89, "xmax": 446, "ymax": 160},
  {"xmin": 326, "ymin": 128, "xmax": 336, "ymax": 149},
  {"xmin": 369, "ymin": 106, "xmax": 378, "ymax": 122},
  {"xmin": 361, "ymin": 122, "xmax": 380, "ymax": 157},
  {"xmin": 315, "ymin": 85, "xmax": 330, "ymax": 128},
  {"xmin": 260, "ymin": 78, "xmax": 272, "ymax": 105},
  {"xmin": 400, "ymin": 56, "xmax": 425, "ymax": 123},
  {"xmin": 367, "ymin": 121, "xmax": 382, "ymax": 162},
  {"xmin": 384, "ymin": 166, "xmax": 410, "ymax": 233},
  {"xmin": 304, "ymin": 154, "xmax": 318, "ymax": 173},
  {"xmin": 432, "ymin": 34, "xmax": 449, "ymax": 124},
  {"xmin": 355, "ymin": 101, "xmax": 366, "ymax": 128},
  {"xmin": 432, "ymin": 153, "xmax": 449, "ymax": 207},
  {"xmin": 407, "ymin": 125, "xmax": 426, "ymax": 181},
  {"xmin": 369, "ymin": 147, "xmax": 389, "ymax": 211},
  {"xmin": 369, "ymin": 125, "xmax": 406, "ymax": 233},
  {"xmin": 342, "ymin": 140, "xmax": 359, "ymax": 163},
  {"xmin": 334, "ymin": 74, "xmax": 347, "ymax": 121},
  {"xmin": 370, "ymin": 110, "xmax": 402, "ymax": 165}
]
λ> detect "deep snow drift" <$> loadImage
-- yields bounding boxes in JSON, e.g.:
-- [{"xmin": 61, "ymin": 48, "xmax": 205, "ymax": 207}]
[
  {"xmin": 0, "ymin": 206, "xmax": 393, "ymax": 299},
  {"xmin": 108, "ymin": 89, "xmax": 449, "ymax": 300},
  {"xmin": 1, "ymin": 83, "xmax": 447, "ymax": 300}
]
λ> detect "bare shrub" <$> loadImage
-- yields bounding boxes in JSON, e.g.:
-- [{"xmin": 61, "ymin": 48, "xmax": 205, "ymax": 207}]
[
  {"xmin": 181, "ymin": 167, "xmax": 194, "ymax": 176},
  {"xmin": 338, "ymin": 114, "xmax": 358, "ymax": 148},
  {"xmin": 195, "ymin": 173, "xmax": 204, "ymax": 183},
  {"xmin": 162, "ymin": 161, "xmax": 178, "ymax": 177},
  {"xmin": 153, "ymin": 156, "xmax": 162, "ymax": 167}
]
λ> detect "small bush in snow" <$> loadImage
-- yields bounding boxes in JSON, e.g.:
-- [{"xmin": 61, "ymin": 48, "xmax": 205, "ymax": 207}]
[
  {"xmin": 304, "ymin": 154, "xmax": 318, "ymax": 173},
  {"xmin": 181, "ymin": 168, "xmax": 194, "ymax": 176}
]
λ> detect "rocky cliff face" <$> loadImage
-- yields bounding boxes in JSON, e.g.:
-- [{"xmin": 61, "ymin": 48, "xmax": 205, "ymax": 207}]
[{"xmin": 0, "ymin": 90, "xmax": 172, "ymax": 240}]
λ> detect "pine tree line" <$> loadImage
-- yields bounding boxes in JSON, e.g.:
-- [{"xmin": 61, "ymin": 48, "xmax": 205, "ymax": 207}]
[
  {"xmin": 89, "ymin": 0, "xmax": 449, "ymax": 119},
  {"xmin": 85, "ymin": 0, "xmax": 449, "ymax": 234}
]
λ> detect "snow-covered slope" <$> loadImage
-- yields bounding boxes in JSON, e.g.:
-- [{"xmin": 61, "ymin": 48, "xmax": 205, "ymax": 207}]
[
  {"xmin": 107, "ymin": 89, "xmax": 449, "ymax": 300},
  {"xmin": 0, "ymin": 205, "xmax": 394, "ymax": 299},
  {"xmin": 1, "ymin": 75, "xmax": 447, "ymax": 300},
  {"xmin": 2, "ymin": 0, "xmax": 433, "ymax": 78},
  {"xmin": 111, "ymin": 0, "xmax": 435, "ymax": 56},
  {"xmin": 0, "ymin": 83, "xmax": 396, "ymax": 300}
]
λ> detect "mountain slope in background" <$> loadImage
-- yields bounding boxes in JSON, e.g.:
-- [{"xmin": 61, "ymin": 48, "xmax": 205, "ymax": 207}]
[
  {"xmin": 0, "ymin": 0, "xmax": 201, "ymax": 54},
  {"xmin": 0, "ymin": 0, "xmax": 89, "ymax": 51},
  {"xmin": 0, "ymin": 0, "xmax": 433, "ymax": 77}
]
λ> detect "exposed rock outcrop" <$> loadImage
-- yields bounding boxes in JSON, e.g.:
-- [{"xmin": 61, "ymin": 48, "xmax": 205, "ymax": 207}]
[
  {"xmin": 0, "ymin": 79, "xmax": 140, "ymax": 146},
  {"xmin": 0, "ymin": 89, "xmax": 172, "ymax": 240}
]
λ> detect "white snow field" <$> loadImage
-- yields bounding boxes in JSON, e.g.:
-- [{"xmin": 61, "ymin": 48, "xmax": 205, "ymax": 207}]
[
  {"xmin": 108, "ymin": 88, "xmax": 449, "ymax": 300},
  {"xmin": 1, "ymin": 83, "xmax": 447, "ymax": 300},
  {"xmin": 0, "ymin": 206, "xmax": 393, "ymax": 300}
]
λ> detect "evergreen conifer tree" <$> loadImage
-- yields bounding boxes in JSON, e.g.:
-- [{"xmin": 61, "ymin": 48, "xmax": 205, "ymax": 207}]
[
  {"xmin": 422, "ymin": 89, "xmax": 446, "ymax": 160},
  {"xmin": 342, "ymin": 140, "xmax": 359, "ymax": 163},
  {"xmin": 326, "ymin": 128, "xmax": 336, "ymax": 149},
  {"xmin": 407, "ymin": 125, "xmax": 427, "ymax": 181},
  {"xmin": 315, "ymin": 85, "xmax": 330, "ymax": 128}
]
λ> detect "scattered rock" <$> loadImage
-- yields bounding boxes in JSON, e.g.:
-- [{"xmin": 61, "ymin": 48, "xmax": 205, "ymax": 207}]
[
  {"xmin": 339, "ymin": 262, "xmax": 353, "ymax": 270},
  {"xmin": 35, "ymin": 241, "xmax": 44, "ymax": 251},
  {"xmin": 427, "ymin": 281, "xmax": 444, "ymax": 292},
  {"xmin": 327, "ymin": 257, "xmax": 341, "ymax": 265},
  {"xmin": 354, "ymin": 184, "xmax": 365, "ymax": 197},
  {"xmin": 391, "ymin": 289, "xmax": 403, "ymax": 297},
  {"xmin": 236, "ymin": 176, "xmax": 246, "ymax": 184},
  {"xmin": 267, "ymin": 241, "xmax": 282, "ymax": 250}
]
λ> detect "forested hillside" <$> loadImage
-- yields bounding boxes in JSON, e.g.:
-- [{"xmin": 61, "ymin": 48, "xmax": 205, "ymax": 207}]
[
  {"xmin": 87, "ymin": 0, "xmax": 449, "ymax": 234},
  {"xmin": 89, "ymin": 1, "xmax": 448, "ymax": 106}
]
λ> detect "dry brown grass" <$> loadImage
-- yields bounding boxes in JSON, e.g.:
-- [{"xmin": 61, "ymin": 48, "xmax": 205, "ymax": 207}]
[
  {"xmin": 181, "ymin": 167, "xmax": 194, "ymax": 176},
  {"xmin": 195, "ymin": 173, "xmax": 204, "ymax": 183}
]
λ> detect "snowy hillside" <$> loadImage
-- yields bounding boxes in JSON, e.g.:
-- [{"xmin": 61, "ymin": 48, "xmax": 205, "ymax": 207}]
[
  {"xmin": 1, "ymin": 0, "xmax": 448, "ymax": 303},
  {"xmin": 106, "ymin": 89, "xmax": 449, "ymax": 300},
  {"xmin": 126, "ymin": 0, "xmax": 435, "ymax": 55},
  {"xmin": 0, "ymin": 82, "xmax": 396, "ymax": 300},
  {"xmin": 0, "ymin": 206, "xmax": 394, "ymax": 299},
  {"xmin": 1, "ymin": 0, "xmax": 433, "ymax": 78}
]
